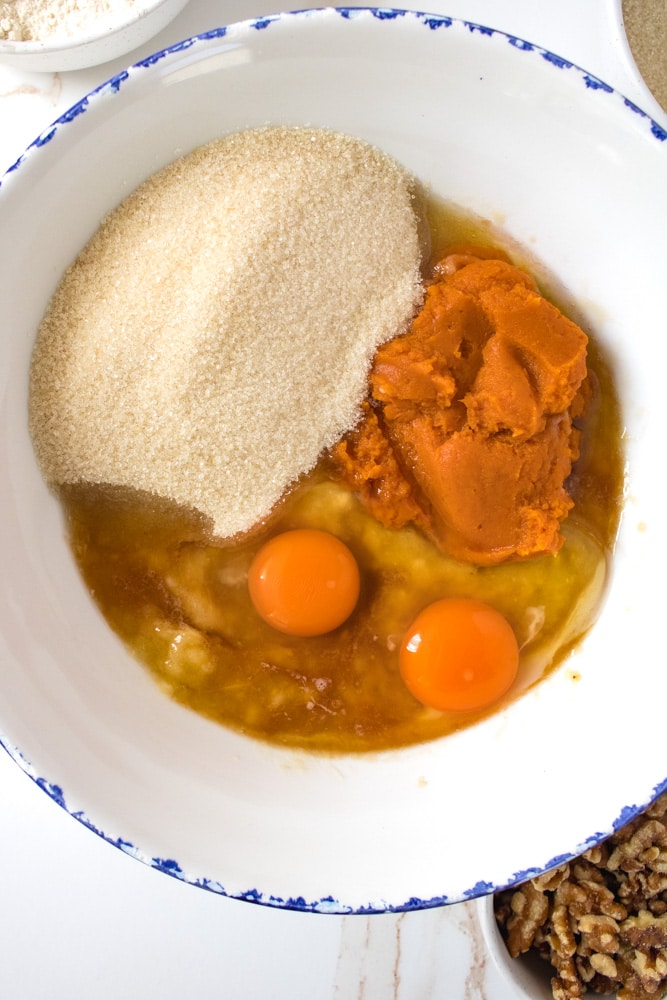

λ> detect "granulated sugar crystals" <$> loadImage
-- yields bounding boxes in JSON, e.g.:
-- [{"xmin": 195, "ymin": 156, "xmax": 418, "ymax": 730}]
[{"xmin": 29, "ymin": 127, "xmax": 424, "ymax": 539}]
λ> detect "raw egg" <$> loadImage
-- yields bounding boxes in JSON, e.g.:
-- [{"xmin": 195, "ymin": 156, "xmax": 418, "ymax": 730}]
[
  {"xmin": 248, "ymin": 528, "xmax": 360, "ymax": 637},
  {"xmin": 399, "ymin": 597, "xmax": 519, "ymax": 712}
]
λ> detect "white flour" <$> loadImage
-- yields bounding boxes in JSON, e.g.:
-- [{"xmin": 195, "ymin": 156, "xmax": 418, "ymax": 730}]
[{"xmin": 0, "ymin": 0, "xmax": 139, "ymax": 42}]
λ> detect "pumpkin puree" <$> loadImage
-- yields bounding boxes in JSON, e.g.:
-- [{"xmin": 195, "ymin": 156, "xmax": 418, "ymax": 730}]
[{"xmin": 332, "ymin": 251, "xmax": 589, "ymax": 565}]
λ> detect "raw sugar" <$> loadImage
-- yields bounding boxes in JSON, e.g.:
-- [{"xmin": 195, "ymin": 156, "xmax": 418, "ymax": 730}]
[{"xmin": 29, "ymin": 127, "xmax": 424, "ymax": 538}]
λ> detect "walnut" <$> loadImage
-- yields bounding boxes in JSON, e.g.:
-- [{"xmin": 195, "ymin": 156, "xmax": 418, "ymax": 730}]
[
  {"xmin": 578, "ymin": 913, "xmax": 621, "ymax": 954},
  {"xmin": 551, "ymin": 957, "xmax": 586, "ymax": 1000},
  {"xmin": 534, "ymin": 864, "xmax": 571, "ymax": 893},
  {"xmin": 504, "ymin": 882, "xmax": 550, "ymax": 956},
  {"xmin": 620, "ymin": 871, "xmax": 667, "ymax": 911},
  {"xmin": 572, "ymin": 857, "xmax": 608, "ymax": 884},
  {"xmin": 589, "ymin": 952, "xmax": 618, "ymax": 978},
  {"xmin": 583, "ymin": 844, "xmax": 609, "ymax": 867},
  {"xmin": 608, "ymin": 821, "xmax": 667, "ymax": 874},
  {"xmin": 648, "ymin": 800, "xmax": 667, "ymax": 822},
  {"xmin": 627, "ymin": 947, "xmax": 667, "ymax": 992},
  {"xmin": 555, "ymin": 877, "xmax": 626, "ymax": 921},
  {"xmin": 494, "ymin": 791, "xmax": 667, "ymax": 1000},
  {"xmin": 621, "ymin": 911, "xmax": 667, "ymax": 950},
  {"xmin": 551, "ymin": 903, "xmax": 577, "ymax": 958},
  {"xmin": 575, "ymin": 954, "xmax": 597, "ymax": 983}
]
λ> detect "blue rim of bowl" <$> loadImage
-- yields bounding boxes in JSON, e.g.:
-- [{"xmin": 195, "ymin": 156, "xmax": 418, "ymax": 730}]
[
  {"xmin": 1, "ymin": 7, "xmax": 666, "ymax": 914},
  {"xmin": 1, "ymin": 4, "xmax": 664, "ymax": 178}
]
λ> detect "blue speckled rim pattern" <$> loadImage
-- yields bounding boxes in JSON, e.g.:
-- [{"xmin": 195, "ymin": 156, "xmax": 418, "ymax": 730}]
[
  {"xmin": 1, "ymin": 3, "xmax": 665, "ymax": 185},
  {"xmin": 1, "ymin": 7, "xmax": 666, "ymax": 914},
  {"xmin": 5, "ymin": 729, "xmax": 667, "ymax": 913},
  {"xmin": 0, "ymin": 4, "xmax": 664, "ymax": 184}
]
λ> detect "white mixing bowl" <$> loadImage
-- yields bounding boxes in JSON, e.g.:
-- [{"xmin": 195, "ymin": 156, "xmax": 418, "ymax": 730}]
[{"xmin": 0, "ymin": 8, "xmax": 665, "ymax": 913}]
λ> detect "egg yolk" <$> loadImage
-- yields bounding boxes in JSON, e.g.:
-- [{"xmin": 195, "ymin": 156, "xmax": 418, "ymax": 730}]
[
  {"xmin": 399, "ymin": 598, "xmax": 519, "ymax": 713},
  {"xmin": 248, "ymin": 528, "xmax": 360, "ymax": 637}
]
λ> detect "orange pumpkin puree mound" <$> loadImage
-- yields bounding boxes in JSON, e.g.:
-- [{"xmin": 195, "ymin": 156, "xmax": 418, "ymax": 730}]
[{"xmin": 332, "ymin": 253, "xmax": 589, "ymax": 566}]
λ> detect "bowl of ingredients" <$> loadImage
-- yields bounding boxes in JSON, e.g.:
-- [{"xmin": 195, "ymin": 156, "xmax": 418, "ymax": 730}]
[
  {"xmin": 0, "ymin": 7, "xmax": 665, "ymax": 914},
  {"xmin": 479, "ymin": 791, "xmax": 667, "ymax": 999},
  {"xmin": 0, "ymin": 0, "xmax": 189, "ymax": 72}
]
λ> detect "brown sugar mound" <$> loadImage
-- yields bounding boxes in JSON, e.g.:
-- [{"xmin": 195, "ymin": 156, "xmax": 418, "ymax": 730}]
[
  {"xmin": 29, "ymin": 127, "xmax": 423, "ymax": 539},
  {"xmin": 332, "ymin": 254, "xmax": 588, "ymax": 565}
]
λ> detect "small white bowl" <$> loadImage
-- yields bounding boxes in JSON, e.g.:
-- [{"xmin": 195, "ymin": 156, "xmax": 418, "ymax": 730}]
[
  {"xmin": 0, "ymin": 0, "xmax": 190, "ymax": 73},
  {"xmin": 478, "ymin": 894, "xmax": 555, "ymax": 999},
  {"xmin": 0, "ymin": 8, "xmax": 666, "ymax": 914}
]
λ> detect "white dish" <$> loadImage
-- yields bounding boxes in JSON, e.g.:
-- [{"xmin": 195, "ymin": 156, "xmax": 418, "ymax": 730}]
[
  {"xmin": 477, "ymin": 894, "xmax": 553, "ymax": 998},
  {"xmin": 0, "ymin": 7, "xmax": 666, "ymax": 914},
  {"xmin": 0, "ymin": 0, "xmax": 190, "ymax": 73}
]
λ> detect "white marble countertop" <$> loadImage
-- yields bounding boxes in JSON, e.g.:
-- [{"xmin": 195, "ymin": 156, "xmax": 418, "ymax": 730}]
[{"xmin": 0, "ymin": 2, "xmax": 664, "ymax": 998}]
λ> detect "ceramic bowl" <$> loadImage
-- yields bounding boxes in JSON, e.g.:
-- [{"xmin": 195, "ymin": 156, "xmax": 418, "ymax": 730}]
[
  {"xmin": 0, "ymin": 8, "xmax": 666, "ymax": 914},
  {"xmin": 477, "ymin": 894, "xmax": 553, "ymax": 998},
  {"xmin": 0, "ymin": 0, "xmax": 190, "ymax": 73}
]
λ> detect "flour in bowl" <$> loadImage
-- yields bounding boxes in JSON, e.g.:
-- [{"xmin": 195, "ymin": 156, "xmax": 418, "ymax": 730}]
[
  {"xmin": 0, "ymin": 0, "xmax": 138, "ymax": 41},
  {"xmin": 29, "ymin": 127, "xmax": 424, "ymax": 538}
]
